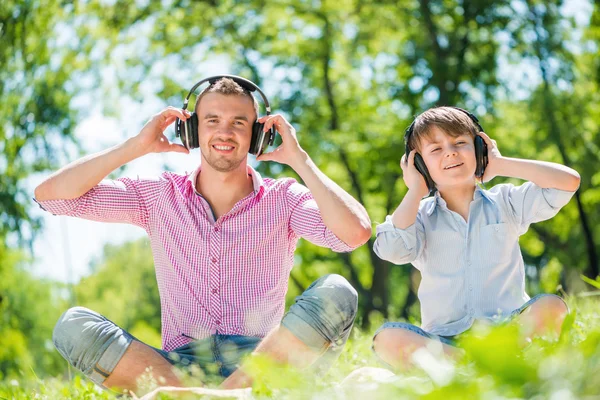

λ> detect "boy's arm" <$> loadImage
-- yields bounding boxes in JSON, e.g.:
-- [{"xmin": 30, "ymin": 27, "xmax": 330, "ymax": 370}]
[
  {"xmin": 257, "ymin": 114, "xmax": 372, "ymax": 248},
  {"xmin": 391, "ymin": 150, "xmax": 430, "ymax": 229},
  {"xmin": 34, "ymin": 107, "xmax": 190, "ymax": 201},
  {"xmin": 479, "ymin": 132, "xmax": 580, "ymax": 191},
  {"xmin": 373, "ymin": 150, "xmax": 428, "ymax": 266}
]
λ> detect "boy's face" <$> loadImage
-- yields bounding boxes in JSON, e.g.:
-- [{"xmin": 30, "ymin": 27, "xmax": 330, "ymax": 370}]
[
  {"xmin": 196, "ymin": 92, "xmax": 256, "ymax": 172},
  {"xmin": 419, "ymin": 125, "xmax": 477, "ymax": 189}
]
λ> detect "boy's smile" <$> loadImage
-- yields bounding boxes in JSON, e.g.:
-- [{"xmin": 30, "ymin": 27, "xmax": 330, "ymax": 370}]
[{"xmin": 420, "ymin": 125, "xmax": 477, "ymax": 188}]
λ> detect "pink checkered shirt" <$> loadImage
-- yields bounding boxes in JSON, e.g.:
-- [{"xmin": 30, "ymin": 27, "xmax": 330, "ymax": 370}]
[{"xmin": 36, "ymin": 165, "xmax": 356, "ymax": 351}]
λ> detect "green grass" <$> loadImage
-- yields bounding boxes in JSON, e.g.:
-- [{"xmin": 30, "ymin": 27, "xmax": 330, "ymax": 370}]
[{"xmin": 2, "ymin": 296, "xmax": 600, "ymax": 399}]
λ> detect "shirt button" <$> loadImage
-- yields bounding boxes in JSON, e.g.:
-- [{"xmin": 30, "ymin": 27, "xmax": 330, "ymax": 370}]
[
  {"xmin": 215, "ymin": 320, "xmax": 221, "ymax": 325},
  {"xmin": 467, "ymin": 261, "xmax": 472, "ymax": 266},
  {"xmin": 495, "ymin": 227, "xmax": 500, "ymax": 232},
  {"xmin": 469, "ymin": 285, "xmax": 473, "ymax": 291},
  {"xmin": 211, "ymin": 288, "xmax": 218, "ymax": 294},
  {"xmin": 211, "ymin": 258, "xmax": 217, "ymax": 263},
  {"xmin": 214, "ymin": 226, "xmax": 220, "ymax": 232}
]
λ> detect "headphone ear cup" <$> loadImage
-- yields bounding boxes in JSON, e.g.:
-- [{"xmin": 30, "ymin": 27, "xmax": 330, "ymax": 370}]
[
  {"xmin": 474, "ymin": 135, "xmax": 488, "ymax": 178},
  {"xmin": 414, "ymin": 153, "xmax": 436, "ymax": 193},
  {"xmin": 189, "ymin": 113, "xmax": 199, "ymax": 149},
  {"xmin": 250, "ymin": 121, "xmax": 274, "ymax": 156}
]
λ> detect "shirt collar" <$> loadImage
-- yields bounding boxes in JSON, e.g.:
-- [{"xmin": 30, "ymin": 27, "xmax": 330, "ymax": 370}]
[
  {"xmin": 187, "ymin": 164, "xmax": 265, "ymax": 196},
  {"xmin": 425, "ymin": 185, "xmax": 494, "ymax": 216}
]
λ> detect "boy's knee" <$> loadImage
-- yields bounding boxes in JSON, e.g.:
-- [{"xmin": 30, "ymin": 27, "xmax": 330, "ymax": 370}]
[{"xmin": 532, "ymin": 295, "xmax": 569, "ymax": 316}]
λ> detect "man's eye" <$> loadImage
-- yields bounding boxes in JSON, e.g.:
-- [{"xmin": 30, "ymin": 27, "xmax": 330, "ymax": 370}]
[
  {"xmin": 208, "ymin": 119, "xmax": 218, "ymax": 123},
  {"xmin": 431, "ymin": 148, "xmax": 440, "ymax": 153},
  {"xmin": 456, "ymin": 141, "xmax": 465, "ymax": 145}
]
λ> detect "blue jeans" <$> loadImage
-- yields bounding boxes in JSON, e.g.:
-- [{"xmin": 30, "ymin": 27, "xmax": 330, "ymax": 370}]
[
  {"xmin": 373, "ymin": 294, "xmax": 568, "ymax": 348},
  {"xmin": 52, "ymin": 274, "xmax": 357, "ymax": 386}
]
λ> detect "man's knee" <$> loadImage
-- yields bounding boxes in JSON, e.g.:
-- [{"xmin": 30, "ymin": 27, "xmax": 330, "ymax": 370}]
[
  {"xmin": 307, "ymin": 274, "xmax": 358, "ymax": 324},
  {"xmin": 53, "ymin": 306, "xmax": 124, "ymax": 375}
]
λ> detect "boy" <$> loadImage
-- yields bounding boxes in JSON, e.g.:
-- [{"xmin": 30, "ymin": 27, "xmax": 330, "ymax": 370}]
[{"xmin": 372, "ymin": 106, "xmax": 580, "ymax": 369}]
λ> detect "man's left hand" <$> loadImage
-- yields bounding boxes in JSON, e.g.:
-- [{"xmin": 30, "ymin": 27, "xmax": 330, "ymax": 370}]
[{"xmin": 256, "ymin": 114, "xmax": 307, "ymax": 168}]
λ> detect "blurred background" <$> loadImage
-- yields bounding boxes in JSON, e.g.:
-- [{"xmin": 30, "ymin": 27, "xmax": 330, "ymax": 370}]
[{"xmin": 1, "ymin": 0, "xmax": 598, "ymax": 382}]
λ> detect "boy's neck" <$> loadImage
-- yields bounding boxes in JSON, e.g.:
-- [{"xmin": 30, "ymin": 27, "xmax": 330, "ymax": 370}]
[{"xmin": 438, "ymin": 184, "xmax": 477, "ymax": 222}]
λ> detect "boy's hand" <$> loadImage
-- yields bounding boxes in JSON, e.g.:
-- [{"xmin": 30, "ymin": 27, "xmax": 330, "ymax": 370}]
[
  {"xmin": 401, "ymin": 150, "xmax": 429, "ymax": 197},
  {"xmin": 478, "ymin": 132, "xmax": 504, "ymax": 183}
]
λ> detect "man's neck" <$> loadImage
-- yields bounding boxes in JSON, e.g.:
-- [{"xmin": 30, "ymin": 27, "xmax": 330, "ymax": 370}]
[
  {"xmin": 438, "ymin": 184, "xmax": 477, "ymax": 222},
  {"xmin": 195, "ymin": 163, "xmax": 254, "ymax": 219}
]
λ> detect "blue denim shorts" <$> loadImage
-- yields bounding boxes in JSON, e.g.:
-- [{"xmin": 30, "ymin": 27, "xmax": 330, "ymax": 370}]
[
  {"xmin": 373, "ymin": 293, "xmax": 567, "ymax": 348},
  {"xmin": 52, "ymin": 274, "xmax": 357, "ymax": 386}
]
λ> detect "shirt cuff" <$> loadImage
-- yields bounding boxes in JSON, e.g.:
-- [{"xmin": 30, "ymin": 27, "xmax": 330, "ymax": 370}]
[
  {"xmin": 542, "ymin": 187, "xmax": 577, "ymax": 209},
  {"xmin": 375, "ymin": 216, "xmax": 417, "ymax": 252},
  {"xmin": 323, "ymin": 228, "xmax": 358, "ymax": 253},
  {"xmin": 33, "ymin": 197, "xmax": 81, "ymax": 216}
]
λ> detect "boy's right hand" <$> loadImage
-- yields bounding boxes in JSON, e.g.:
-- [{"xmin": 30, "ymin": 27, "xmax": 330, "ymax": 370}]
[
  {"xmin": 401, "ymin": 150, "xmax": 429, "ymax": 197},
  {"xmin": 134, "ymin": 107, "xmax": 191, "ymax": 155}
]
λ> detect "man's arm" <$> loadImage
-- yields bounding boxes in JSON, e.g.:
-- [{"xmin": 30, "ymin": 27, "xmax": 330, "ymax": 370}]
[
  {"xmin": 34, "ymin": 107, "xmax": 190, "ymax": 201},
  {"xmin": 256, "ymin": 115, "xmax": 371, "ymax": 248},
  {"xmin": 479, "ymin": 132, "xmax": 580, "ymax": 191}
]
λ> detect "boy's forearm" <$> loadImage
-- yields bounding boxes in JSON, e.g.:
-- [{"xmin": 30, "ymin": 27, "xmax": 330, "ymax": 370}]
[
  {"xmin": 34, "ymin": 138, "xmax": 148, "ymax": 201},
  {"xmin": 391, "ymin": 190, "xmax": 423, "ymax": 229},
  {"xmin": 494, "ymin": 157, "xmax": 580, "ymax": 191}
]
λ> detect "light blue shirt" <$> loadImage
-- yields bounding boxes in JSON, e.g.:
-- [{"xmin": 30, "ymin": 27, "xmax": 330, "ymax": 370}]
[{"xmin": 374, "ymin": 182, "xmax": 576, "ymax": 336}]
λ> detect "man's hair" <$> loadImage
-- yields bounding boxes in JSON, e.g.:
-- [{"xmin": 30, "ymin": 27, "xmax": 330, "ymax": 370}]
[
  {"xmin": 408, "ymin": 107, "xmax": 480, "ymax": 152},
  {"xmin": 194, "ymin": 77, "xmax": 260, "ymax": 117}
]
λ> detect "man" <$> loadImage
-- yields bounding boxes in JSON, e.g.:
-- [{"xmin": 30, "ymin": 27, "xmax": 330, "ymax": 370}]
[{"xmin": 34, "ymin": 77, "xmax": 372, "ymax": 392}]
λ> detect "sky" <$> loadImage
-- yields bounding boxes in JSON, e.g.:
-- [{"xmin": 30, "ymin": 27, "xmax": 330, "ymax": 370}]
[{"xmin": 26, "ymin": 0, "xmax": 592, "ymax": 283}]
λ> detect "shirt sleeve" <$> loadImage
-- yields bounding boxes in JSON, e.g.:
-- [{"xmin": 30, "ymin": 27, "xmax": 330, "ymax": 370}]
[
  {"xmin": 503, "ymin": 181, "xmax": 577, "ymax": 235},
  {"xmin": 286, "ymin": 181, "xmax": 357, "ymax": 253},
  {"xmin": 34, "ymin": 176, "xmax": 166, "ymax": 231},
  {"xmin": 373, "ymin": 213, "xmax": 426, "ymax": 268}
]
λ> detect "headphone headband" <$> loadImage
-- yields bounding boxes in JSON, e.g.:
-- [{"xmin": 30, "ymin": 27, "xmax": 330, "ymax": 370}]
[{"xmin": 182, "ymin": 74, "xmax": 272, "ymax": 114}]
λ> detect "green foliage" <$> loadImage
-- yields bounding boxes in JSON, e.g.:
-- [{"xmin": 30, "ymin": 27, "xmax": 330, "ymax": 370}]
[
  {"xmin": 0, "ymin": 243, "xmax": 66, "ymax": 379},
  {"xmin": 1, "ymin": 298, "xmax": 600, "ymax": 399},
  {"xmin": 75, "ymin": 238, "xmax": 161, "ymax": 346}
]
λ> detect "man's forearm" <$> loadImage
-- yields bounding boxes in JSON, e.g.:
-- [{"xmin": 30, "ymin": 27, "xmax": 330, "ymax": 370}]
[
  {"xmin": 34, "ymin": 138, "xmax": 147, "ymax": 201},
  {"xmin": 495, "ymin": 157, "xmax": 580, "ymax": 191},
  {"xmin": 290, "ymin": 152, "xmax": 372, "ymax": 247}
]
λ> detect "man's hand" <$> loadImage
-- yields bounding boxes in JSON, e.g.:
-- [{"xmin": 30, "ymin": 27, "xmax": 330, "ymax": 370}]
[
  {"xmin": 134, "ymin": 107, "xmax": 191, "ymax": 155},
  {"xmin": 401, "ymin": 150, "xmax": 429, "ymax": 198},
  {"xmin": 255, "ymin": 114, "xmax": 306, "ymax": 168},
  {"xmin": 478, "ymin": 132, "xmax": 503, "ymax": 183}
]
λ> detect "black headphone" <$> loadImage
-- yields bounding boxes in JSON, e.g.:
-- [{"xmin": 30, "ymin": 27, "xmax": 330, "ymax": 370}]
[
  {"xmin": 175, "ymin": 75, "xmax": 276, "ymax": 156},
  {"xmin": 404, "ymin": 107, "xmax": 488, "ymax": 194}
]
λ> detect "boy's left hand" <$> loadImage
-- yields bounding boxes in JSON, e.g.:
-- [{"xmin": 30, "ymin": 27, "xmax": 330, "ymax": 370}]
[{"xmin": 478, "ymin": 132, "xmax": 504, "ymax": 183}]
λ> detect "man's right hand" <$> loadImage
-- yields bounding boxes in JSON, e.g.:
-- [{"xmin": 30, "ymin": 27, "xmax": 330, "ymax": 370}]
[
  {"xmin": 134, "ymin": 107, "xmax": 191, "ymax": 155},
  {"xmin": 401, "ymin": 150, "xmax": 429, "ymax": 197}
]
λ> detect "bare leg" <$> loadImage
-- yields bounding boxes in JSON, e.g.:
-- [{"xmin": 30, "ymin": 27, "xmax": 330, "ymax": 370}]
[
  {"xmin": 220, "ymin": 325, "xmax": 320, "ymax": 389},
  {"xmin": 512, "ymin": 296, "xmax": 568, "ymax": 342},
  {"xmin": 373, "ymin": 329, "xmax": 462, "ymax": 371},
  {"xmin": 103, "ymin": 341, "xmax": 183, "ymax": 393}
]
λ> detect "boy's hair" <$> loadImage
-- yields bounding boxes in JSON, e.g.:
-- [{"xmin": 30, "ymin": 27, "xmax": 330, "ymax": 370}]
[
  {"xmin": 408, "ymin": 107, "xmax": 480, "ymax": 152},
  {"xmin": 195, "ymin": 78, "xmax": 260, "ymax": 116}
]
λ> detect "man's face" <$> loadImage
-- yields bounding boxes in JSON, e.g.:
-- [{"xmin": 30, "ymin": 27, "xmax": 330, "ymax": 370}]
[
  {"xmin": 419, "ymin": 125, "xmax": 477, "ymax": 189},
  {"xmin": 196, "ymin": 93, "xmax": 256, "ymax": 172}
]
